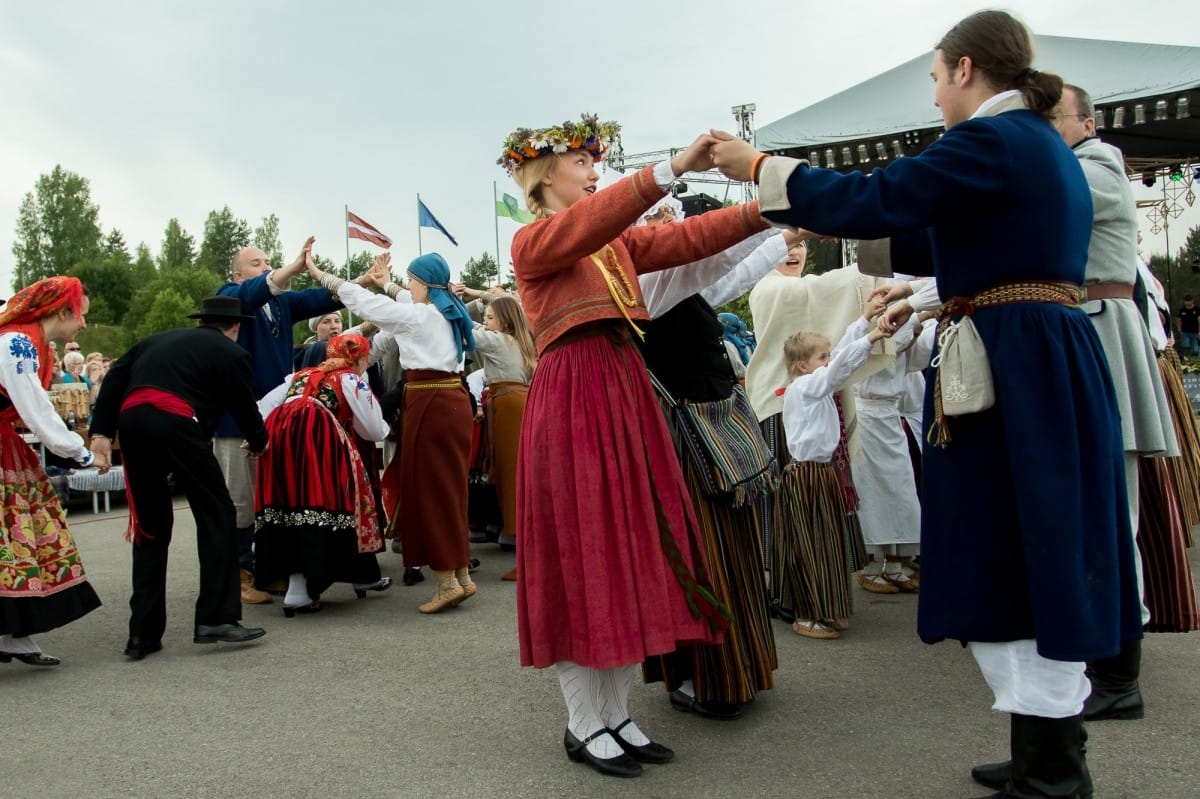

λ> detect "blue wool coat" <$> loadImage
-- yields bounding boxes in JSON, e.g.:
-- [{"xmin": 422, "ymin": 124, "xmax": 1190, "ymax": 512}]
[
  {"xmin": 758, "ymin": 106, "xmax": 1142, "ymax": 662},
  {"xmin": 213, "ymin": 274, "xmax": 342, "ymax": 437}
]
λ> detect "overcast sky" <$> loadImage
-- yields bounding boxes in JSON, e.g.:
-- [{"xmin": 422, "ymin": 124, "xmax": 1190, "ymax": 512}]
[{"xmin": 2, "ymin": 0, "xmax": 1197, "ymax": 295}]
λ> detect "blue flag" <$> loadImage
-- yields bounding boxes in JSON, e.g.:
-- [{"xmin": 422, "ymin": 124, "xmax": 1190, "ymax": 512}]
[{"xmin": 417, "ymin": 199, "xmax": 458, "ymax": 246}]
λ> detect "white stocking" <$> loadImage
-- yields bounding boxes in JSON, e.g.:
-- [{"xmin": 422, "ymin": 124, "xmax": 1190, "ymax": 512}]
[
  {"xmin": 597, "ymin": 665, "xmax": 650, "ymax": 746},
  {"xmin": 556, "ymin": 661, "xmax": 623, "ymax": 759},
  {"xmin": 0, "ymin": 634, "xmax": 42, "ymax": 654},
  {"xmin": 678, "ymin": 679, "xmax": 696, "ymax": 699},
  {"xmin": 284, "ymin": 573, "xmax": 310, "ymax": 607}
]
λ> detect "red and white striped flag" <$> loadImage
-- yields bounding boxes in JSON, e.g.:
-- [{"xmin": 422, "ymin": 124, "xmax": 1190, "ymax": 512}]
[{"xmin": 347, "ymin": 211, "xmax": 392, "ymax": 248}]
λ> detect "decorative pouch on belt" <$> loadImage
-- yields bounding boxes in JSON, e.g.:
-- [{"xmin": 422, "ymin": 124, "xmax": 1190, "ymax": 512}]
[
  {"xmin": 649, "ymin": 372, "xmax": 777, "ymax": 507},
  {"xmin": 930, "ymin": 316, "xmax": 995, "ymax": 418}
]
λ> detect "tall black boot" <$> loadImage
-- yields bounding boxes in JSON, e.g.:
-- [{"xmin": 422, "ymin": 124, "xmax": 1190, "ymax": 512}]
[
  {"xmin": 993, "ymin": 714, "xmax": 1092, "ymax": 798},
  {"xmin": 971, "ymin": 720, "xmax": 1092, "ymax": 797},
  {"xmin": 1083, "ymin": 638, "xmax": 1144, "ymax": 721}
]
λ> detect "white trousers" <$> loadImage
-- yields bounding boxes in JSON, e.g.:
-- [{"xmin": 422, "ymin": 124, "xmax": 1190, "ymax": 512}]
[{"xmin": 970, "ymin": 640, "xmax": 1089, "ymax": 718}]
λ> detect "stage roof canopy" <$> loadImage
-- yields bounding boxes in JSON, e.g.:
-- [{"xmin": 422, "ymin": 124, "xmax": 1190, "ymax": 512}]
[{"xmin": 757, "ymin": 35, "xmax": 1200, "ymax": 176}]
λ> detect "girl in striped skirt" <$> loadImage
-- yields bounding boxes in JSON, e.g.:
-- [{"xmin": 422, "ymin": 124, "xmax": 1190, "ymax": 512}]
[{"xmin": 778, "ymin": 302, "xmax": 889, "ymax": 639}]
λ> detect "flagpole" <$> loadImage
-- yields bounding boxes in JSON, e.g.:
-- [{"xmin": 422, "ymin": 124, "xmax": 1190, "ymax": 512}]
[
  {"xmin": 416, "ymin": 193, "xmax": 423, "ymax": 256},
  {"xmin": 344, "ymin": 204, "xmax": 355, "ymax": 326},
  {"xmin": 493, "ymin": 181, "xmax": 502, "ymax": 285}
]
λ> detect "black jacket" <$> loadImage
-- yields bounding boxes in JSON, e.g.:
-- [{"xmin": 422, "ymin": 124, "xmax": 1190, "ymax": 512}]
[{"xmin": 91, "ymin": 326, "xmax": 268, "ymax": 450}]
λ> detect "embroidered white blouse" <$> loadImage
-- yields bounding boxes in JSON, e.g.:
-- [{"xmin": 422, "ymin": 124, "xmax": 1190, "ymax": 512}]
[
  {"xmin": 0, "ymin": 332, "xmax": 91, "ymax": 462},
  {"xmin": 257, "ymin": 370, "xmax": 390, "ymax": 442},
  {"xmin": 335, "ymin": 282, "xmax": 465, "ymax": 374}
]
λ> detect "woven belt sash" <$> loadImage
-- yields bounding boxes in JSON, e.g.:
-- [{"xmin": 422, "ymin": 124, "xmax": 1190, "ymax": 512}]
[
  {"xmin": 405, "ymin": 378, "xmax": 461, "ymax": 391},
  {"xmin": 929, "ymin": 280, "xmax": 1081, "ymax": 447}
]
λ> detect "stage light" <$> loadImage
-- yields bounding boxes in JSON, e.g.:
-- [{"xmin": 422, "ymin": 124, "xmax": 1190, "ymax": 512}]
[
  {"xmin": 891, "ymin": 139, "xmax": 903, "ymax": 158},
  {"xmin": 1179, "ymin": 97, "xmax": 1191, "ymax": 120},
  {"xmin": 1141, "ymin": 170, "xmax": 1156, "ymax": 188},
  {"xmin": 1134, "ymin": 104, "xmax": 1146, "ymax": 125},
  {"xmin": 824, "ymin": 149, "xmax": 836, "ymax": 168},
  {"xmin": 1169, "ymin": 165, "xmax": 1184, "ymax": 182},
  {"xmin": 1155, "ymin": 100, "xmax": 1169, "ymax": 121},
  {"xmin": 808, "ymin": 150, "xmax": 820, "ymax": 166},
  {"xmin": 856, "ymin": 144, "xmax": 870, "ymax": 164},
  {"xmin": 1112, "ymin": 107, "xmax": 1126, "ymax": 128},
  {"xmin": 1094, "ymin": 108, "xmax": 1105, "ymax": 129},
  {"xmin": 841, "ymin": 147, "xmax": 853, "ymax": 167},
  {"xmin": 874, "ymin": 142, "xmax": 888, "ymax": 161}
]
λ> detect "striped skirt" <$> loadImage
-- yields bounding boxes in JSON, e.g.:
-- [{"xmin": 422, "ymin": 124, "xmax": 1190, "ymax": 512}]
[
  {"xmin": 643, "ymin": 428, "xmax": 778, "ymax": 704},
  {"xmin": 774, "ymin": 460, "xmax": 862, "ymax": 624},
  {"xmin": 1158, "ymin": 351, "xmax": 1200, "ymax": 529},
  {"xmin": 1137, "ymin": 455, "xmax": 1200, "ymax": 633}
]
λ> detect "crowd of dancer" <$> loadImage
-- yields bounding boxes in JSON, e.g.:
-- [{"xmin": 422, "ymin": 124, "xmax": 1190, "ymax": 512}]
[{"xmin": 2, "ymin": 10, "xmax": 1199, "ymax": 798}]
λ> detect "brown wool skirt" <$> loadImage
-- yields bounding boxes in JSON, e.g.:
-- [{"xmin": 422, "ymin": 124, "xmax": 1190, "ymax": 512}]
[
  {"xmin": 396, "ymin": 370, "xmax": 471, "ymax": 571},
  {"xmin": 486, "ymin": 381, "xmax": 528, "ymax": 541}
]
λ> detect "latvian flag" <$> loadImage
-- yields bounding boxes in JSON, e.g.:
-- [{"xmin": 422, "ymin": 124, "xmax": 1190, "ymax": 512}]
[{"xmin": 347, "ymin": 211, "xmax": 392, "ymax": 248}]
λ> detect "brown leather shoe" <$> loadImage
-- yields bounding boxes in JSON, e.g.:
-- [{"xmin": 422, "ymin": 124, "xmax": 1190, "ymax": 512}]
[
  {"xmin": 240, "ymin": 569, "xmax": 273, "ymax": 605},
  {"xmin": 501, "ymin": 567, "xmax": 517, "ymax": 582}
]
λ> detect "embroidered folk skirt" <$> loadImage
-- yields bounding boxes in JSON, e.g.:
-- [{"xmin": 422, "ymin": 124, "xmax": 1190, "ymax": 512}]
[
  {"xmin": 1136, "ymin": 454, "xmax": 1200, "ymax": 633},
  {"xmin": 643, "ymin": 445, "xmax": 778, "ymax": 704},
  {"xmin": 486, "ymin": 381, "xmax": 528, "ymax": 543},
  {"xmin": 254, "ymin": 398, "xmax": 382, "ymax": 596},
  {"xmin": 516, "ymin": 328, "xmax": 724, "ymax": 669},
  {"xmin": 395, "ymin": 370, "xmax": 471, "ymax": 572},
  {"xmin": 774, "ymin": 460, "xmax": 860, "ymax": 625},
  {"xmin": 0, "ymin": 421, "xmax": 101, "ymax": 636}
]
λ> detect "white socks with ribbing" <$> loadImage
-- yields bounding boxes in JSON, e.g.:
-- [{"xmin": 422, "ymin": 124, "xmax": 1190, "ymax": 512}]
[{"xmin": 556, "ymin": 661, "xmax": 624, "ymax": 759}]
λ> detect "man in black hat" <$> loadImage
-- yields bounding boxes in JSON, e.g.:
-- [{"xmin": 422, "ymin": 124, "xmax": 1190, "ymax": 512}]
[{"xmin": 90, "ymin": 296, "xmax": 270, "ymax": 659}]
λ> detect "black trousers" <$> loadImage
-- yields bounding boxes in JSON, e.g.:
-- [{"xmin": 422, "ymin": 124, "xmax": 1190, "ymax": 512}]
[{"xmin": 120, "ymin": 406, "xmax": 241, "ymax": 640}]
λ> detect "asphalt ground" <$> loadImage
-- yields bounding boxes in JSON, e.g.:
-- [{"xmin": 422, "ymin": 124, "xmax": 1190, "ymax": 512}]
[{"xmin": 3, "ymin": 501, "xmax": 1197, "ymax": 799}]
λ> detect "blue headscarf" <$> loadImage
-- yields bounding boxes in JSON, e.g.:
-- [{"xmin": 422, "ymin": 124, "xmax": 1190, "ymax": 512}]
[
  {"xmin": 406, "ymin": 253, "xmax": 475, "ymax": 360},
  {"xmin": 718, "ymin": 312, "xmax": 755, "ymax": 365}
]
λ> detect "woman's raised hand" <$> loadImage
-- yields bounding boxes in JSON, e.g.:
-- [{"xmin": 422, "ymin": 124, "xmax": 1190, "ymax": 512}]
[
  {"xmin": 670, "ymin": 133, "xmax": 719, "ymax": 177},
  {"xmin": 361, "ymin": 253, "xmax": 391, "ymax": 288},
  {"xmin": 710, "ymin": 129, "xmax": 763, "ymax": 183},
  {"xmin": 868, "ymin": 283, "xmax": 913, "ymax": 306},
  {"xmin": 878, "ymin": 300, "xmax": 916, "ymax": 334}
]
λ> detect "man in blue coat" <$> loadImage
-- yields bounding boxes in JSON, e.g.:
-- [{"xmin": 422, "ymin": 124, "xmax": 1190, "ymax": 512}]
[{"xmin": 214, "ymin": 237, "xmax": 344, "ymax": 603}]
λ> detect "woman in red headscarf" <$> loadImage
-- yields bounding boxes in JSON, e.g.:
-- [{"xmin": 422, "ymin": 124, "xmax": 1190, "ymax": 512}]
[
  {"xmin": 0, "ymin": 276, "xmax": 102, "ymax": 666},
  {"xmin": 253, "ymin": 333, "xmax": 392, "ymax": 616}
]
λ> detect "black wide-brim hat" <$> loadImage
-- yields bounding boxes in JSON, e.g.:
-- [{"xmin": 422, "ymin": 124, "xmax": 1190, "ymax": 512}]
[{"xmin": 188, "ymin": 295, "xmax": 255, "ymax": 321}]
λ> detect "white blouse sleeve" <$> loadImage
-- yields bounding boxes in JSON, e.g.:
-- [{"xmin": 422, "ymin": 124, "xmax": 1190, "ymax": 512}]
[
  {"xmin": 257, "ymin": 374, "xmax": 293, "ymax": 418},
  {"xmin": 0, "ymin": 333, "xmax": 89, "ymax": 461},
  {"xmin": 795, "ymin": 335, "xmax": 873, "ymax": 400},
  {"xmin": 640, "ymin": 229, "xmax": 779, "ymax": 318},
  {"xmin": 337, "ymin": 282, "xmax": 423, "ymax": 336},
  {"xmin": 700, "ymin": 233, "xmax": 790, "ymax": 309},
  {"xmin": 905, "ymin": 319, "xmax": 938, "ymax": 372},
  {"xmin": 342, "ymin": 372, "xmax": 389, "ymax": 441},
  {"xmin": 908, "ymin": 278, "xmax": 942, "ymax": 313}
]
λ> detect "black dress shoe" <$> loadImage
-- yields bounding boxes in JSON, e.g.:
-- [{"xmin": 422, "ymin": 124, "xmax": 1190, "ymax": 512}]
[
  {"xmin": 563, "ymin": 728, "xmax": 642, "ymax": 778},
  {"xmin": 193, "ymin": 623, "xmax": 266, "ymax": 644},
  {"xmin": 768, "ymin": 601, "xmax": 796, "ymax": 624},
  {"xmin": 123, "ymin": 637, "xmax": 163, "ymax": 660},
  {"xmin": 402, "ymin": 567, "xmax": 425, "ymax": 586},
  {"xmin": 970, "ymin": 760, "xmax": 1011, "ymax": 791},
  {"xmin": 282, "ymin": 601, "xmax": 321, "ymax": 618},
  {"xmin": 354, "ymin": 576, "xmax": 393, "ymax": 599},
  {"xmin": 610, "ymin": 719, "xmax": 674, "ymax": 763},
  {"xmin": 0, "ymin": 651, "xmax": 60, "ymax": 666},
  {"xmin": 668, "ymin": 689, "xmax": 742, "ymax": 720}
]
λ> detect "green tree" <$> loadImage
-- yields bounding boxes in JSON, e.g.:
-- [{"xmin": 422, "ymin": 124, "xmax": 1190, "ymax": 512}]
[
  {"xmin": 123, "ymin": 270, "xmax": 221, "ymax": 347},
  {"xmin": 131, "ymin": 242, "xmax": 157, "ymax": 284},
  {"xmin": 1147, "ymin": 224, "xmax": 1200, "ymax": 318},
  {"xmin": 10, "ymin": 165, "xmax": 104, "ymax": 289},
  {"xmin": 135, "ymin": 287, "xmax": 194, "ymax": 340},
  {"xmin": 253, "ymin": 213, "xmax": 283, "ymax": 267},
  {"xmin": 459, "ymin": 252, "xmax": 500, "ymax": 290},
  {"xmin": 194, "ymin": 206, "xmax": 251, "ymax": 278},
  {"xmin": 103, "ymin": 228, "xmax": 130, "ymax": 261},
  {"xmin": 70, "ymin": 255, "xmax": 135, "ymax": 325},
  {"xmin": 158, "ymin": 218, "xmax": 196, "ymax": 272}
]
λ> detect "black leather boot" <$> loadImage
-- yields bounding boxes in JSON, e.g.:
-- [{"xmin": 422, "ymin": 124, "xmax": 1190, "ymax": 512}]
[
  {"xmin": 971, "ymin": 723, "xmax": 1091, "ymax": 795},
  {"xmin": 976, "ymin": 714, "xmax": 1092, "ymax": 798},
  {"xmin": 1083, "ymin": 638, "xmax": 1144, "ymax": 721}
]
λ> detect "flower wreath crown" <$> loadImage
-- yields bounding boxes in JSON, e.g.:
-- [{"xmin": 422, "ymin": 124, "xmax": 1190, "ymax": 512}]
[{"xmin": 498, "ymin": 113, "xmax": 621, "ymax": 175}]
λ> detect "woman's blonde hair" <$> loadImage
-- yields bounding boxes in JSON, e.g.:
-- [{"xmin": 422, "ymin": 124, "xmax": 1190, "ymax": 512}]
[
  {"xmin": 784, "ymin": 331, "xmax": 829, "ymax": 380},
  {"xmin": 511, "ymin": 154, "xmax": 560, "ymax": 219},
  {"xmin": 488, "ymin": 296, "xmax": 538, "ymax": 380}
]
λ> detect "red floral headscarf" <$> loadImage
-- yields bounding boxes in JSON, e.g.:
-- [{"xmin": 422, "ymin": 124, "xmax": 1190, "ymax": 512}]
[
  {"xmin": 293, "ymin": 333, "xmax": 371, "ymax": 398},
  {"xmin": 0, "ymin": 276, "xmax": 86, "ymax": 389}
]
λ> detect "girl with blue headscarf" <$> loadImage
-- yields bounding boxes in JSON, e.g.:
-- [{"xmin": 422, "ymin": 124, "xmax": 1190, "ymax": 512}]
[{"xmin": 308, "ymin": 251, "xmax": 477, "ymax": 614}]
